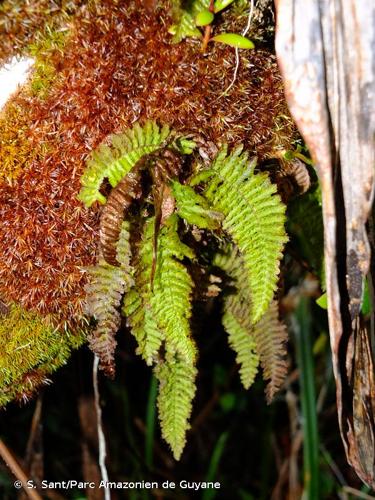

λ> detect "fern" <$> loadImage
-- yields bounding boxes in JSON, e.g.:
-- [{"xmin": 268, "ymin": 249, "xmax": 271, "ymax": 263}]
[
  {"xmin": 85, "ymin": 221, "xmax": 134, "ymax": 375},
  {"xmin": 124, "ymin": 215, "xmax": 196, "ymax": 365},
  {"xmin": 78, "ymin": 121, "xmax": 171, "ymax": 206},
  {"xmin": 79, "ymin": 123, "xmax": 291, "ymax": 459},
  {"xmin": 154, "ymin": 354, "xmax": 197, "ymax": 460},
  {"xmin": 123, "ymin": 215, "xmax": 197, "ymax": 458},
  {"xmin": 205, "ymin": 146, "xmax": 287, "ymax": 323},
  {"xmin": 252, "ymin": 301, "xmax": 288, "ymax": 403},
  {"xmin": 172, "ymin": 180, "xmax": 223, "ymax": 229},
  {"xmin": 222, "ymin": 308, "xmax": 259, "ymax": 389},
  {"xmin": 214, "ymin": 247, "xmax": 259, "ymax": 389},
  {"xmin": 168, "ymin": 0, "xmax": 209, "ymax": 43},
  {"xmin": 214, "ymin": 246, "xmax": 288, "ymax": 398}
]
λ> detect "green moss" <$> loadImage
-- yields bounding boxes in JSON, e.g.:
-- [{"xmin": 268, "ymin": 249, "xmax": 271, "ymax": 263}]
[
  {"xmin": 28, "ymin": 25, "xmax": 69, "ymax": 98},
  {"xmin": 0, "ymin": 304, "xmax": 86, "ymax": 406}
]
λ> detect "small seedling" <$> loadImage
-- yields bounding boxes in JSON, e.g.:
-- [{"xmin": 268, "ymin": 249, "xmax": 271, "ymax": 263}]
[{"xmin": 196, "ymin": 0, "xmax": 254, "ymax": 52}]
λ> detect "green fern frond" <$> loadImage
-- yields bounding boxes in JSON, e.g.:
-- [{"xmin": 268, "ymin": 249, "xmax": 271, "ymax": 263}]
[
  {"xmin": 154, "ymin": 354, "xmax": 197, "ymax": 460},
  {"xmin": 78, "ymin": 121, "xmax": 171, "ymax": 206},
  {"xmin": 152, "ymin": 215, "xmax": 196, "ymax": 362},
  {"xmin": 123, "ymin": 289, "xmax": 164, "ymax": 366},
  {"xmin": 0, "ymin": 304, "xmax": 85, "ymax": 406},
  {"xmin": 222, "ymin": 307, "xmax": 259, "ymax": 389},
  {"xmin": 123, "ymin": 215, "xmax": 197, "ymax": 459},
  {"xmin": 85, "ymin": 221, "xmax": 134, "ymax": 374},
  {"xmin": 214, "ymin": 246, "xmax": 259, "ymax": 389},
  {"xmin": 124, "ymin": 215, "xmax": 196, "ymax": 365},
  {"xmin": 168, "ymin": 0, "xmax": 209, "ymax": 43},
  {"xmin": 252, "ymin": 301, "xmax": 288, "ymax": 403},
  {"xmin": 172, "ymin": 180, "xmax": 223, "ymax": 229},
  {"xmin": 205, "ymin": 146, "xmax": 287, "ymax": 323},
  {"xmin": 214, "ymin": 246, "xmax": 288, "ymax": 396}
]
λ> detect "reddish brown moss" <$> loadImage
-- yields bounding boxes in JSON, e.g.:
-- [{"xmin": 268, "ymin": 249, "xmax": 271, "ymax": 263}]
[
  {"xmin": 0, "ymin": 0, "xmax": 84, "ymax": 64},
  {"xmin": 0, "ymin": 0, "xmax": 296, "ymax": 329}
]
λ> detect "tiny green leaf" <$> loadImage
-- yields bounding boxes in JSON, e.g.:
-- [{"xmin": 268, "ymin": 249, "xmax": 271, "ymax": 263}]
[
  {"xmin": 195, "ymin": 9, "xmax": 214, "ymax": 27},
  {"xmin": 214, "ymin": 0, "xmax": 235, "ymax": 13},
  {"xmin": 211, "ymin": 33, "xmax": 255, "ymax": 49},
  {"xmin": 316, "ymin": 292, "xmax": 327, "ymax": 310}
]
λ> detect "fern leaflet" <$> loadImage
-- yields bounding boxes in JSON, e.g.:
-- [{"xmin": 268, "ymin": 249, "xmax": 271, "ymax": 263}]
[
  {"xmin": 85, "ymin": 221, "xmax": 134, "ymax": 375},
  {"xmin": 222, "ymin": 308, "xmax": 259, "ymax": 389},
  {"xmin": 205, "ymin": 146, "xmax": 287, "ymax": 323}
]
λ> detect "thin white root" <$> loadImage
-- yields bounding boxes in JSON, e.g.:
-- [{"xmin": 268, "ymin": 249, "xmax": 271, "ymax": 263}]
[
  {"xmin": 220, "ymin": 0, "xmax": 255, "ymax": 98},
  {"xmin": 93, "ymin": 355, "xmax": 111, "ymax": 500}
]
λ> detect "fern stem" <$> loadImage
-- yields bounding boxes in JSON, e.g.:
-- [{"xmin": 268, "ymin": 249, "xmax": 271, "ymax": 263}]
[
  {"xmin": 145, "ymin": 374, "xmax": 158, "ymax": 468},
  {"xmin": 294, "ymin": 297, "xmax": 319, "ymax": 500}
]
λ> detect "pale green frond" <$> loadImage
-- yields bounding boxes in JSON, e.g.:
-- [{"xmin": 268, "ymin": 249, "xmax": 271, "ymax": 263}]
[
  {"xmin": 205, "ymin": 146, "xmax": 287, "ymax": 323},
  {"xmin": 85, "ymin": 221, "xmax": 134, "ymax": 374},
  {"xmin": 123, "ymin": 289, "xmax": 163, "ymax": 366},
  {"xmin": 222, "ymin": 307, "xmax": 259, "ymax": 389},
  {"xmin": 215, "ymin": 246, "xmax": 259, "ymax": 389},
  {"xmin": 77, "ymin": 121, "xmax": 171, "ymax": 206},
  {"xmin": 172, "ymin": 180, "xmax": 223, "ymax": 229},
  {"xmin": 155, "ymin": 354, "xmax": 197, "ymax": 460}
]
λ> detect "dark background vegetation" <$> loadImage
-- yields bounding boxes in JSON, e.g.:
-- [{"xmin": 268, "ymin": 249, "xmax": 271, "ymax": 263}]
[{"xmin": 1, "ymin": 272, "xmax": 373, "ymax": 500}]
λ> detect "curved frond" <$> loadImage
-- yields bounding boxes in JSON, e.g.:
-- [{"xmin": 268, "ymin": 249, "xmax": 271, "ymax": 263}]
[
  {"xmin": 155, "ymin": 355, "xmax": 197, "ymax": 460},
  {"xmin": 78, "ymin": 121, "xmax": 171, "ymax": 206},
  {"xmin": 214, "ymin": 246, "xmax": 288, "ymax": 396},
  {"xmin": 205, "ymin": 146, "xmax": 287, "ymax": 323},
  {"xmin": 85, "ymin": 221, "xmax": 134, "ymax": 376}
]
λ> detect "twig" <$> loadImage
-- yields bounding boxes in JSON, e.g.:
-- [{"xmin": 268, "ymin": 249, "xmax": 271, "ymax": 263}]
[
  {"xmin": 342, "ymin": 486, "xmax": 375, "ymax": 500},
  {"xmin": 25, "ymin": 394, "xmax": 43, "ymax": 465},
  {"xmin": 0, "ymin": 439, "xmax": 42, "ymax": 500},
  {"xmin": 93, "ymin": 355, "xmax": 111, "ymax": 500},
  {"xmin": 219, "ymin": 0, "xmax": 255, "ymax": 97}
]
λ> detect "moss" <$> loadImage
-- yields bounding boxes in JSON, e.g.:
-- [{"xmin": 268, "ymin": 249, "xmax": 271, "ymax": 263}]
[
  {"xmin": 28, "ymin": 25, "xmax": 70, "ymax": 98},
  {"xmin": 0, "ymin": 95, "xmax": 42, "ymax": 184},
  {"xmin": 0, "ymin": 0, "xmax": 84, "ymax": 65},
  {"xmin": 0, "ymin": 304, "xmax": 86, "ymax": 406},
  {"xmin": 0, "ymin": 0, "xmax": 297, "ymax": 330}
]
